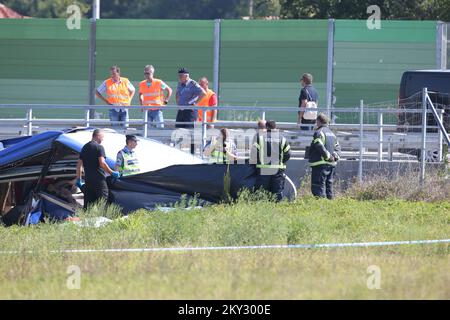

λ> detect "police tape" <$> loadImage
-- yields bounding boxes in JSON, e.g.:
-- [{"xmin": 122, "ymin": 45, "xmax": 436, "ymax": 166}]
[{"xmin": 1, "ymin": 239, "xmax": 449, "ymax": 254}]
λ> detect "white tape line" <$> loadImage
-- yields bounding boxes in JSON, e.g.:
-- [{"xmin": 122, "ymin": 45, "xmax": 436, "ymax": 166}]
[{"xmin": 1, "ymin": 239, "xmax": 449, "ymax": 254}]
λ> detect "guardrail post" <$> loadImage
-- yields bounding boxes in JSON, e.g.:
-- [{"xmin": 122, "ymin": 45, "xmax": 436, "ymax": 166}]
[
  {"xmin": 358, "ymin": 100, "xmax": 363, "ymax": 183},
  {"xmin": 27, "ymin": 108, "xmax": 33, "ymax": 136},
  {"xmin": 143, "ymin": 109, "xmax": 148, "ymax": 138},
  {"xmin": 260, "ymin": 110, "xmax": 266, "ymax": 121},
  {"xmin": 125, "ymin": 107, "xmax": 129, "ymax": 133},
  {"xmin": 378, "ymin": 111, "xmax": 383, "ymax": 161},
  {"xmin": 420, "ymin": 87, "xmax": 428, "ymax": 185},
  {"xmin": 388, "ymin": 139, "xmax": 393, "ymax": 161},
  {"xmin": 438, "ymin": 109, "xmax": 444, "ymax": 162},
  {"xmin": 84, "ymin": 109, "xmax": 90, "ymax": 127},
  {"xmin": 201, "ymin": 107, "xmax": 207, "ymax": 159}
]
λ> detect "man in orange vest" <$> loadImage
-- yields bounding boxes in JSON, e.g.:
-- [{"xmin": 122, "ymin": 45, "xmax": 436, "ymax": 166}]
[
  {"xmin": 139, "ymin": 65, "xmax": 172, "ymax": 129},
  {"xmin": 96, "ymin": 65, "xmax": 135, "ymax": 129},
  {"xmin": 196, "ymin": 77, "xmax": 218, "ymax": 128}
]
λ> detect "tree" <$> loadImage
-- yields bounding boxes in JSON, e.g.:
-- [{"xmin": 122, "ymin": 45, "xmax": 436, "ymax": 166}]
[
  {"xmin": 5, "ymin": 0, "xmax": 448, "ymax": 20},
  {"xmin": 2, "ymin": 0, "xmax": 90, "ymax": 18},
  {"xmin": 279, "ymin": 0, "xmax": 450, "ymax": 21},
  {"xmin": 2, "ymin": 0, "xmax": 250, "ymax": 19}
]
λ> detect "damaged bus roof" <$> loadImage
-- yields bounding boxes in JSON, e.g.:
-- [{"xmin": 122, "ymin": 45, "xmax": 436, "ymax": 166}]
[{"xmin": 0, "ymin": 127, "xmax": 203, "ymax": 183}]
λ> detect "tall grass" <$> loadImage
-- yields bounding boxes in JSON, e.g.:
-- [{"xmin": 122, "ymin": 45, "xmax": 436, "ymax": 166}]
[
  {"xmin": 0, "ymin": 188, "xmax": 448, "ymax": 299},
  {"xmin": 343, "ymin": 169, "xmax": 450, "ymax": 202}
]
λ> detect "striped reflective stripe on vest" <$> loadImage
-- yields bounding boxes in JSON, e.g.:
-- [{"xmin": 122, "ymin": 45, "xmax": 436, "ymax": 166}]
[
  {"xmin": 139, "ymin": 79, "xmax": 163, "ymax": 109},
  {"xmin": 106, "ymin": 78, "xmax": 131, "ymax": 105},
  {"xmin": 309, "ymin": 131, "xmax": 333, "ymax": 167},
  {"xmin": 256, "ymin": 135, "xmax": 287, "ymax": 170},
  {"xmin": 120, "ymin": 151, "xmax": 140, "ymax": 176}
]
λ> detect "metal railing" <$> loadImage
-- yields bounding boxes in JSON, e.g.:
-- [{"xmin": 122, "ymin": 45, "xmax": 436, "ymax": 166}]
[
  {"xmin": 0, "ymin": 100, "xmax": 447, "ymax": 184},
  {"xmin": 420, "ymin": 87, "xmax": 450, "ymax": 184}
]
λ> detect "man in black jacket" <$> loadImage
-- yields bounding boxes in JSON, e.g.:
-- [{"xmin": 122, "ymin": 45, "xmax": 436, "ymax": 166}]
[
  {"xmin": 308, "ymin": 113, "xmax": 341, "ymax": 199},
  {"xmin": 251, "ymin": 120, "xmax": 291, "ymax": 201}
]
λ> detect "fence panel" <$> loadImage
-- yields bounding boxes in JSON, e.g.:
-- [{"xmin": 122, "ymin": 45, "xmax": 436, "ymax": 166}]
[
  {"xmin": 0, "ymin": 18, "xmax": 90, "ymax": 119},
  {"xmin": 333, "ymin": 20, "xmax": 437, "ymax": 123},
  {"xmin": 219, "ymin": 19, "xmax": 329, "ymax": 122},
  {"xmin": 95, "ymin": 19, "xmax": 215, "ymax": 120},
  {"xmin": 0, "ymin": 18, "xmax": 442, "ymax": 126}
]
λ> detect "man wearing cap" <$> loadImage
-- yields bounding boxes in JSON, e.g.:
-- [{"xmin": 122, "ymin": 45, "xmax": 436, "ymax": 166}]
[
  {"xmin": 115, "ymin": 135, "xmax": 140, "ymax": 177},
  {"xmin": 175, "ymin": 68, "xmax": 206, "ymax": 129}
]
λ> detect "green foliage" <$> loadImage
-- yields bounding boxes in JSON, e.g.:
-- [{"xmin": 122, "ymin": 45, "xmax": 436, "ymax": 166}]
[
  {"xmin": 2, "ymin": 0, "xmax": 90, "ymax": 18},
  {"xmin": 279, "ymin": 0, "xmax": 450, "ymax": 21},
  {"xmin": 343, "ymin": 169, "xmax": 450, "ymax": 202},
  {"xmin": 76, "ymin": 198, "xmax": 123, "ymax": 220},
  {"xmin": 1, "ymin": 196, "xmax": 449, "ymax": 252},
  {"xmin": 4, "ymin": 0, "xmax": 449, "ymax": 19}
]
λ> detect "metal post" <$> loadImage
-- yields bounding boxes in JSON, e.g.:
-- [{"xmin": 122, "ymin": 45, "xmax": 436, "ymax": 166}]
[
  {"xmin": 213, "ymin": 19, "xmax": 221, "ymax": 103},
  {"xmin": 438, "ymin": 109, "xmax": 444, "ymax": 162},
  {"xmin": 378, "ymin": 111, "xmax": 383, "ymax": 161},
  {"xmin": 27, "ymin": 108, "xmax": 32, "ymax": 136},
  {"xmin": 260, "ymin": 110, "xmax": 266, "ymax": 122},
  {"xmin": 201, "ymin": 107, "xmax": 207, "ymax": 159},
  {"xmin": 93, "ymin": 0, "xmax": 100, "ymax": 19},
  {"xmin": 420, "ymin": 87, "xmax": 427, "ymax": 185},
  {"xmin": 143, "ymin": 110, "xmax": 148, "ymax": 138},
  {"xmin": 326, "ymin": 19, "xmax": 335, "ymax": 118},
  {"xmin": 358, "ymin": 100, "xmax": 363, "ymax": 183},
  {"xmin": 436, "ymin": 22, "xmax": 447, "ymax": 69},
  {"xmin": 88, "ymin": 18, "xmax": 97, "ymax": 118},
  {"xmin": 388, "ymin": 139, "xmax": 393, "ymax": 161},
  {"xmin": 426, "ymin": 93, "xmax": 450, "ymax": 146},
  {"xmin": 84, "ymin": 109, "xmax": 90, "ymax": 127},
  {"xmin": 124, "ymin": 107, "xmax": 129, "ymax": 133}
]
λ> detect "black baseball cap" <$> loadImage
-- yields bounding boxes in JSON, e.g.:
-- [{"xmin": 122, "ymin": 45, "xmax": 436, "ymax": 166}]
[
  {"xmin": 126, "ymin": 134, "xmax": 138, "ymax": 142},
  {"xmin": 178, "ymin": 67, "xmax": 189, "ymax": 75}
]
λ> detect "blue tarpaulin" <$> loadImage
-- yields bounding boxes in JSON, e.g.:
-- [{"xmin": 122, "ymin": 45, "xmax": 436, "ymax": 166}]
[{"xmin": 0, "ymin": 131, "xmax": 62, "ymax": 169}]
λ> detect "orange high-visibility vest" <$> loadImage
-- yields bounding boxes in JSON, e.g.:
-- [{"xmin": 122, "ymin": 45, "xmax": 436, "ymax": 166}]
[
  {"xmin": 105, "ymin": 77, "xmax": 132, "ymax": 106},
  {"xmin": 139, "ymin": 79, "xmax": 164, "ymax": 111},
  {"xmin": 197, "ymin": 89, "xmax": 216, "ymax": 123}
]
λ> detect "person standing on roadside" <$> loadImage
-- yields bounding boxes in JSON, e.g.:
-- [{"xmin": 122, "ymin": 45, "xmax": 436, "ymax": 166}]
[
  {"xmin": 96, "ymin": 65, "xmax": 135, "ymax": 129},
  {"xmin": 175, "ymin": 68, "xmax": 206, "ymax": 129},
  {"xmin": 76, "ymin": 129, "xmax": 120, "ymax": 209},
  {"xmin": 298, "ymin": 73, "xmax": 319, "ymax": 131}
]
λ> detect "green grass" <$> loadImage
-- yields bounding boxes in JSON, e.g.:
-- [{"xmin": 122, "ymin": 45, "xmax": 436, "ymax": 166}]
[{"xmin": 0, "ymin": 196, "xmax": 449, "ymax": 299}]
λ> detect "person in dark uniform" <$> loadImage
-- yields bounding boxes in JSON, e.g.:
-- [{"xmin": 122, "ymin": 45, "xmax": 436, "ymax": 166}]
[
  {"xmin": 308, "ymin": 113, "xmax": 341, "ymax": 199},
  {"xmin": 251, "ymin": 120, "xmax": 291, "ymax": 201},
  {"xmin": 298, "ymin": 73, "xmax": 319, "ymax": 131},
  {"xmin": 76, "ymin": 129, "xmax": 120, "ymax": 209},
  {"xmin": 175, "ymin": 67, "xmax": 206, "ymax": 129}
]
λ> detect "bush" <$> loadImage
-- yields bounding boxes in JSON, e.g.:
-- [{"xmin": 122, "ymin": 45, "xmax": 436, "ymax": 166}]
[{"xmin": 344, "ymin": 169, "xmax": 450, "ymax": 202}]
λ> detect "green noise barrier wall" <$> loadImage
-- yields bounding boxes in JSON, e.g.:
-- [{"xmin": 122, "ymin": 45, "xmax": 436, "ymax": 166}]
[{"xmin": 0, "ymin": 18, "xmax": 440, "ymax": 123}]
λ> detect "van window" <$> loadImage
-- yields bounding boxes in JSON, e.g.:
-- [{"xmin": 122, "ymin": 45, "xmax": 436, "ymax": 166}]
[{"xmin": 403, "ymin": 73, "xmax": 450, "ymax": 98}]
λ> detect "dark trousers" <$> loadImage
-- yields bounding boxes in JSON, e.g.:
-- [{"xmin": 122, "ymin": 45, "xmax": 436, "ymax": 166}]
[
  {"xmin": 256, "ymin": 170, "xmax": 286, "ymax": 202},
  {"xmin": 176, "ymin": 109, "xmax": 197, "ymax": 129},
  {"xmin": 301, "ymin": 118, "xmax": 315, "ymax": 131},
  {"xmin": 311, "ymin": 165, "xmax": 335, "ymax": 199},
  {"xmin": 83, "ymin": 180, "xmax": 109, "ymax": 210}
]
